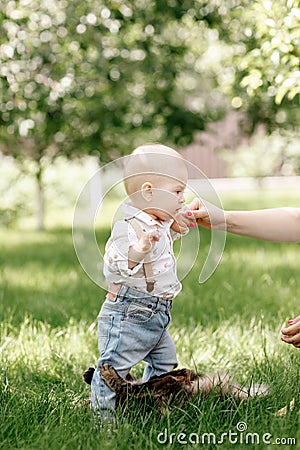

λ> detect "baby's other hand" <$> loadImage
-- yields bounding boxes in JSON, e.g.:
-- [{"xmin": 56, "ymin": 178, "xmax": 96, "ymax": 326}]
[{"xmin": 138, "ymin": 229, "xmax": 161, "ymax": 252}]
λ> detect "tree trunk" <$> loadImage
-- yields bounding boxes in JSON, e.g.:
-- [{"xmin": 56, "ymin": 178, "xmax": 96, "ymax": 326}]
[{"xmin": 35, "ymin": 164, "xmax": 45, "ymax": 231}]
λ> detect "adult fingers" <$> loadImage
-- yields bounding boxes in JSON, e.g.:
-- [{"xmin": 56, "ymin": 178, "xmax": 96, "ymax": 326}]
[
  {"xmin": 281, "ymin": 333, "xmax": 300, "ymax": 346},
  {"xmin": 281, "ymin": 321, "xmax": 300, "ymax": 336}
]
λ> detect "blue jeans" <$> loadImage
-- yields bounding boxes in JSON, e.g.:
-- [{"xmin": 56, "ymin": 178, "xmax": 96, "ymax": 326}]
[{"xmin": 91, "ymin": 285, "xmax": 178, "ymax": 417}]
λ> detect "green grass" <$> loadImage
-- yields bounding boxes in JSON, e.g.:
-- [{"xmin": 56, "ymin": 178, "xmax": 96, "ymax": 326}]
[{"xmin": 1, "ymin": 189, "xmax": 299, "ymax": 449}]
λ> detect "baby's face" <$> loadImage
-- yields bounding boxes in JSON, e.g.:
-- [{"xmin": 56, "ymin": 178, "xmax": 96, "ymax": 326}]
[
  {"xmin": 144, "ymin": 173, "xmax": 187, "ymax": 221},
  {"xmin": 125, "ymin": 148, "xmax": 189, "ymax": 221}
]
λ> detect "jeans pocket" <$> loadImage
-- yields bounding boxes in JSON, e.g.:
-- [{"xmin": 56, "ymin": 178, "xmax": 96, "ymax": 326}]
[
  {"xmin": 124, "ymin": 302, "xmax": 154, "ymax": 324},
  {"xmin": 98, "ymin": 315, "xmax": 113, "ymax": 355}
]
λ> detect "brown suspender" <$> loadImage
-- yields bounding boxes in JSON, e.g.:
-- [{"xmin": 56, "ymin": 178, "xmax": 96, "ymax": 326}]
[{"xmin": 129, "ymin": 218, "xmax": 155, "ymax": 293}]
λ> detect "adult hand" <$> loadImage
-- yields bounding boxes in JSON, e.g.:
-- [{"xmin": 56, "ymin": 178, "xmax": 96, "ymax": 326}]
[
  {"xmin": 281, "ymin": 315, "xmax": 300, "ymax": 348},
  {"xmin": 187, "ymin": 198, "xmax": 226, "ymax": 231},
  {"xmin": 171, "ymin": 207, "xmax": 196, "ymax": 234}
]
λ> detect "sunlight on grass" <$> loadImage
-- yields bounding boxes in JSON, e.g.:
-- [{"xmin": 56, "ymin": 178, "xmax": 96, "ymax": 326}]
[
  {"xmin": 3, "ymin": 266, "xmax": 80, "ymax": 291},
  {"xmin": 1, "ymin": 188, "xmax": 300, "ymax": 449},
  {"xmin": 0, "ymin": 317, "xmax": 97, "ymax": 386},
  {"xmin": 1, "ymin": 315, "xmax": 296, "ymax": 385}
]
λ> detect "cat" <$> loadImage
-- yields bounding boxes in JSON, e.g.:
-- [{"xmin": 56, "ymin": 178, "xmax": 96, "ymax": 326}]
[{"xmin": 83, "ymin": 364, "xmax": 268, "ymax": 410}]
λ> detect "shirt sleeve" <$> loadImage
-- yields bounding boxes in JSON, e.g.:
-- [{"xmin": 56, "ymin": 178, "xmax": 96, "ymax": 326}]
[{"xmin": 104, "ymin": 220, "xmax": 144, "ymax": 276}]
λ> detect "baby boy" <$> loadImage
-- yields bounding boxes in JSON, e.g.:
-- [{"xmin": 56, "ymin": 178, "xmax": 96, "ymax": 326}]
[{"xmin": 91, "ymin": 143, "xmax": 195, "ymax": 418}]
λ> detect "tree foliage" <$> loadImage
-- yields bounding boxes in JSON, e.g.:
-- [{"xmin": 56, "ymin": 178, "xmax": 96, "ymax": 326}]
[
  {"xmin": 222, "ymin": 129, "xmax": 300, "ymax": 177},
  {"xmin": 1, "ymin": 0, "xmax": 299, "ymax": 163},
  {"xmin": 1, "ymin": 0, "xmax": 300, "ymax": 227},
  {"xmin": 212, "ymin": 0, "xmax": 300, "ymax": 131},
  {"xmin": 0, "ymin": 0, "xmax": 215, "ymax": 166},
  {"xmin": 0, "ymin": 0, "xmax": 213, "ymax": 228}
]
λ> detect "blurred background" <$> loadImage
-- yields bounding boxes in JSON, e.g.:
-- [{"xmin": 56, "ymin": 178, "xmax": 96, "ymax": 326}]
[
  {"xmin": 1, "ymin": 4, "xmax": 300, "ymax": 447},
  {"xmin": 0, "ymin": 0, "xmax": 299, "ymax": 229}
]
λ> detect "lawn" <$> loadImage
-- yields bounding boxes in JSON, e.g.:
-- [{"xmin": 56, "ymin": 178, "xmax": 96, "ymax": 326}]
[{"xmin": 0, "ymin": 189, "xmax": 299, "ymax": 449}]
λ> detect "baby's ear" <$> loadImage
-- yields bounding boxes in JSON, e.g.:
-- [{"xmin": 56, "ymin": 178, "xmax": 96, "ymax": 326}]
[
  {"xmin": 141, "ymin": 182, "xmax": 153, "ymax": 202},
  {"xmin": 83, "ymin": 367, "xmax": 95, "ymax": 385}
]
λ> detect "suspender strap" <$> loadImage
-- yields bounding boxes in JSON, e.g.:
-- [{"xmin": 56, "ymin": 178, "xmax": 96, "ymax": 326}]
[{"xmin": 129, "ymin": 218, "xmax": 155, "ymax": 293}]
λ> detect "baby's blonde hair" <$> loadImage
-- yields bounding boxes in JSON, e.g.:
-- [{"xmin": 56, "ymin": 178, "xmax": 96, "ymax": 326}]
[{"xmin": 124, "ymin": 143, "xmax": 186, "ymax": 195}]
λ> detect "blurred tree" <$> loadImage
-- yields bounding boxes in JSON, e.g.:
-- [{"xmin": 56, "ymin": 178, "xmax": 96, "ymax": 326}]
[
  {"xmin": 0, "ymin": 0, "xmax": 210, "ymax": 229},
  {"xmin": 222, "ymin": 129, "xmax": 300, "ymax": 178},
  {"xmin": 201, "ymin": 0, "xmax": 300, "ymax": 132},
  {"xmin": 198, "ymin": 0, "xmax": 300, "ymax": 177},
  {"xmin": 1, "ymin": 0, "xmax": 299, "ymax": 229}
]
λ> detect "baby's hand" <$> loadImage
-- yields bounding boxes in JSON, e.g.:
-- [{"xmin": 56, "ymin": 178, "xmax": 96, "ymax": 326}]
[
  {"xmin": 137, "ymin": 229, "xmax": 161, "ymax": 253},
  {"xmin": 128, "ymin": 230, "xmax": 161, "ymax": 269},
  {"xmin": 188, "ymin": 197, "xmax": 226, "ymax": 230},
  {"xmin": 171, "ymin": 208, "xmax": 196, "ymax": 234}
]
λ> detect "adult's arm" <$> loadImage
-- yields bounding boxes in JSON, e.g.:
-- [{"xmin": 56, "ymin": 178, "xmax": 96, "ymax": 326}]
[
  {"xmin": 225, "ymin": 207, "xmax": 300, "ymax": 242},
  {"xmin": 189, "ymin": 199, "xmax": 300, "ymax": 242}
]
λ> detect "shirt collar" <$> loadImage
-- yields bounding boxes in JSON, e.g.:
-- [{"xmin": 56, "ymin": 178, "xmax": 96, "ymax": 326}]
[{"xmin": 121, "ymin": 201, "xmax": 173, "ymax": 228}]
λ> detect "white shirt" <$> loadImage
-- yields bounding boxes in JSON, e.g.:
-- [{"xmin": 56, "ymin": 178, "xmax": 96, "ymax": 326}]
[{"xmin": 103, "ymin": 201, "xmax": 186, "ymax": 298}]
